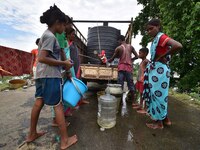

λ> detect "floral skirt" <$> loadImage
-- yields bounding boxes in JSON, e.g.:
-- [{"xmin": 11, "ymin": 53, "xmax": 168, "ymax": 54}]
[{"xmin": 143, "ymin": 62, "xmax": 170, "ymax": 120}]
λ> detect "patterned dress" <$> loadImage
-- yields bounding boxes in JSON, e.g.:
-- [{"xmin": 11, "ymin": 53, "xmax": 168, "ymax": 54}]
[{"xmin": 143, "ymin": 32, "xmax": 171, "ymax": 121}]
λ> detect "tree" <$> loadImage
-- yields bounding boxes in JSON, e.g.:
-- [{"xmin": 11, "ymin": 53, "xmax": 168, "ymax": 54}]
[
  {"xmin": 133, "ymin": 0, "xmax": 160, "ymax": 46},
  {"xmin": 132, "ymin": 0, "xmax": 200, "ymax": 91}
]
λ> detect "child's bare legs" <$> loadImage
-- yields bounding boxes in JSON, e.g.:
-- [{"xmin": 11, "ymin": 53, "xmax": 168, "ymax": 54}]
[
  {"xmin": 52, "ymin": 117, "xmax": 70, "ymax": 127},
  {"xmin": 54, "ymin": 103, "xmax": 77, "ymax": 149},
  {"xmin": 130, "ymin": 90, "xmax": 139, "ymax": 107},
  {"xmin": 51, "ymin": 105, "xmax": 70, "ymax": 127},
  {"xmin": 26, "ymin": 98, "xmax": 46, "ymax": 142},
  {"xmin": 139, "ymin": 93, "xmax": 143, "ymax": 106},
  {"xmin": 79, "ymin": 98, "xmax": 90, "ymax": 105},
  {"xmin": 132, "ymin": 92, "xmax": 141, "ymax": 109},
  {"xmin": 136, "ymin": 94, "xmax": 147, "ymax": 114}
]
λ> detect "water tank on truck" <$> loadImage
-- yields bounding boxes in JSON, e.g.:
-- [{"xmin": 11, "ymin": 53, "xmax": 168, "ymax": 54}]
[{"xmin": 87, "ymin": 26, "xmax": 121, "ymax": 64}]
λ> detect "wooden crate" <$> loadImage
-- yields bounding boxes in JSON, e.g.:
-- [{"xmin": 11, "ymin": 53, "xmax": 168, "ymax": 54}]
[{"xmin": 81, "ymin": 64, "xmax": 118, "ymax": 81}]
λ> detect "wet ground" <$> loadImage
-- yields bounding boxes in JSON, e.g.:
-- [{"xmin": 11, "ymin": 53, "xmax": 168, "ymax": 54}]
[{"xmin": 0, "ymin": 83, "xmax": 200, "ymax": 150}]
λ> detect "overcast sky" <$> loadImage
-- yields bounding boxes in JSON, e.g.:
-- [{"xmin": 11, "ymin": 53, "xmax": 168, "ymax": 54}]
[{"xmin": 0, "ymin": 0, "xmax": 146, "ymax": 56}]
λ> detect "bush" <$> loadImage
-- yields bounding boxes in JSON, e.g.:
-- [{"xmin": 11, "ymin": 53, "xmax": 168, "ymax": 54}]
[
  {"xmin": 178, "ymin": 68, "xmax": 200, "ymax": 92},
  {"xmin": 189, "ymin": 92, "xmax": 200, "ymax": 101}
]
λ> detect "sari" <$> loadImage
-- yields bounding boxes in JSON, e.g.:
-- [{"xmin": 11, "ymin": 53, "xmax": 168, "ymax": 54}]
[{"xmin": 143, "ymin": 32, "xmax": 171, "ymax": 121}]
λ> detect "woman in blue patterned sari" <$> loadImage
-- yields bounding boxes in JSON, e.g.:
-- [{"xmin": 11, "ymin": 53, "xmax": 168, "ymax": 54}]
[{"xmin": 143, "ymin": 19, "xmax": 182, "ymax": 129}]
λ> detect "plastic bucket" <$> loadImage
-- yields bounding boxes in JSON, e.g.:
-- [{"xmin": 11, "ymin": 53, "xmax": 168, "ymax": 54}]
[{"xmin": 63, "ymin": 77, "xmax": 88, "ymax": 107}]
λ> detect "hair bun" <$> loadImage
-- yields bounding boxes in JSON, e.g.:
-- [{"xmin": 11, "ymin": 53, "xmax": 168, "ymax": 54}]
[
  {"xmin": 40, "ymin": 15, "xmax": 47, "ymax": 24},
  {"xmin": 40, "ymin": 4, "xmax": 66, "ymax": 26}
]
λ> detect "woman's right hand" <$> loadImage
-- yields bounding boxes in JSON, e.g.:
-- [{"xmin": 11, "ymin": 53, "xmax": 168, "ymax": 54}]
[{"xmin": 64, "ymin": 60, "xmax": 73, "ymax": 70}]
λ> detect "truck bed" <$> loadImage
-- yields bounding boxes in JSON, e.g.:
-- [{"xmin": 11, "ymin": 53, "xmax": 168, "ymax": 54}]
[{"xmin": 80, "ymin": 64, "xmax": 118, "ymax": 81}]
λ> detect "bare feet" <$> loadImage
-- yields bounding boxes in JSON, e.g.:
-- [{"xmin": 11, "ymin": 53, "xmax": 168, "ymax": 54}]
[
  {"xmin": 137, "ymin": 109, "xmax": 147, "ymax": 114},
  {"xmin": 132, "ymin": 103, "xmax": 140, "ymax": 110},
  {"xmin": 132, "ymin": 103, "xmax": 139, "ymax": 107},
  {"xmin": 163, "ymin": 117, "xmax": 172, "ymax": 126},
  {"xmin": 26, "ymin": 131, "xmax": 46, "ymax": 143},
  {"xmin": 61, "ymin": 135, "xmax": 78, "ymax": 150},
  {"xmin": 164, "ymin": 121, "xmax": 172, "ymax": 126},
  {"xmin": 146, "ymin": 123, "xmax": 163, "ymax": 129},
  {"xmin": 82, "ymin": 100, "xmax": 90, "ymax": 104},
  {"xmin": 79, "ymin": 99, "xmax": 90, "ymax": 105},
  {"xmin": 132, "ymin": 105, "xmax": 140, "ymax": 109}
]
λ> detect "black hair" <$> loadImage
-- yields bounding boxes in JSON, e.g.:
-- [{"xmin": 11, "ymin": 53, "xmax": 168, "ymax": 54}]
[
  {"xmin": 35, "ymin": 38, "xmax": 40, "ymax": 45},
  {"xmin": 40, "ymin": 5, "xmax": 67, "ymax": 27},
  {"xmin": 139, "ymin": 47, "xmax": 149, "ymax": 55},
  {"xmin": 68, "ymin": 28, "xmax": 75, "ymax": 35},
  {"xmin": 147, "ymin": 18, "xmax": 162, "ymax": 31},
  {"xmin": 65, "ymin": 15, "xmax": 73, "ymax": 24},
  {"xmin": 117, "ymin": 35, "xmax": 125, "ymax": 41}
]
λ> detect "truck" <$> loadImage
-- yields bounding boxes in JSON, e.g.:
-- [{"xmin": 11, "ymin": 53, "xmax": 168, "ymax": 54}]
[{"xmin": 71, "ymin": 18, "xmax": 134, "ymax": 84}]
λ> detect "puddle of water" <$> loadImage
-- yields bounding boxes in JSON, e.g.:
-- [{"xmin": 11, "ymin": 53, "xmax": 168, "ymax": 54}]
[
  {"xmin": 127, "ymin": 130, "xmax": 134, "ymax": 142},
  {"xmin": 121, "ymin": 92, "xmax": 129, "ymax": 117}
]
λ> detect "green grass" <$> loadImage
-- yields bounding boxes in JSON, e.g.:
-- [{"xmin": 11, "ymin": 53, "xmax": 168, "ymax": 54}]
[
  {"xmin": 0, "ymin": 76, "xmax": 12, "ymax": 91},
  {"xmin": 0, "ymin": 83, "xmax": 9, "ymax": 91},
  {"xmin": 169, "ymin": 88, "xmax": 200, "ymax": 108}
]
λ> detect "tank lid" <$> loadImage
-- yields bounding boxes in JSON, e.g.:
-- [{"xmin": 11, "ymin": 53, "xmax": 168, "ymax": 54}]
[
  {"xmin": 107, "ymin": 84, "xmax": 122, "ymax": 87},
  {"xmin": 100, "ymin": 94, "xmax": 116, "ymax": 101}
]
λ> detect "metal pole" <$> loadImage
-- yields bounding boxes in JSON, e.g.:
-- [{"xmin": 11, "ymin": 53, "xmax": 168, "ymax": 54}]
[
  {"xmin": 97, "ymin": 26, "xmax": 101, "ymax": 53},
  {"xmin": 73, "ymin": 20, "xmax": 132, "ymax": 23},
  {"xmin": 79, "ymin": 54, "xmax": 100, "ymax": 61}
]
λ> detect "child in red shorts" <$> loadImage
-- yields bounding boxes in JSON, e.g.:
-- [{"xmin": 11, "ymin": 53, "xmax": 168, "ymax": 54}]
[{"xmin": 133, "ymin": 48, "xmax": 149, "ymax": 114}]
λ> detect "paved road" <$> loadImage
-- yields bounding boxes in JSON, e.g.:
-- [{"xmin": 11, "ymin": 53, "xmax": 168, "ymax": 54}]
[{"xmin": 0, "ymin": 83, "xmax": 200, "ymax": 150}]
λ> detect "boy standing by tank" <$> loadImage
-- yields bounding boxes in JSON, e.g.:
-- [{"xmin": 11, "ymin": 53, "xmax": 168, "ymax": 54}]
[
  {"xmin": 108, "ymin": 35, "xmax": 139, "ymax": 105},
  {"xmin": 133, "ymin": 48, "xmax": 149, "ymax": 114}
]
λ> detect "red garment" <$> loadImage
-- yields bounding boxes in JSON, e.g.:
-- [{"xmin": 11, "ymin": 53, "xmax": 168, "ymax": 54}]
[
  {"xmin": 68, "ymin": 40, "xmax": 73, "ymax": 46},
  {"xmin": 76, "ymin": 66, "xmax": 81, "ymax": 78},
  {"xmin": 31, "ymin": 49, "xmax": 38, "ymax": 67},
  {"xmin": 98, "ymin": 50, "xmax": 107, "ymax": 64},
  {"xmin": 136, "ymin": 59, "xmax": 149, "ymax": 94},
  {"xmin": 137, "ymin": 59, "xmax": 149, "ymax": 82},
  {"xmin": 118, "ymin": 44, "xmax": 133, "ymax": 72},
  {"xmin": 136, "ymin": 81, "xmax": 144, "ymax": 94},
  {"xmin": 156, "ymin": 34, "xmax": 171, "ymax": 56},
  {"xmin": 0, "ymin": 45, "xmax": 32, "ymax": 76}
]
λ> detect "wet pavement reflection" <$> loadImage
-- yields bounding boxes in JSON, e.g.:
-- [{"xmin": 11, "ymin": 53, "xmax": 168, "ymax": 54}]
[
  {"xmin": 121, "ymin": 92, "xmax": 129, "ymax": 117},
  {"xmin": 127, "ymin": 130, "xmax": 134, "ymax": 142}
]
